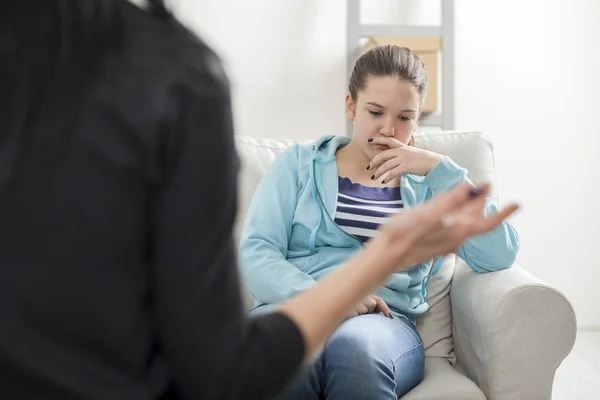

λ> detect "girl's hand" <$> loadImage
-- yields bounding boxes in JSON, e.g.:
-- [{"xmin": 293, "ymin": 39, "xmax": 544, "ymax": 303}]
[
  {"xmin": 347, "ymin": 294, "xmax": 392, "ymax": 319},
  {"xmin": 366, "ymin": 137, "xmax": 444, "ymax": 182}
]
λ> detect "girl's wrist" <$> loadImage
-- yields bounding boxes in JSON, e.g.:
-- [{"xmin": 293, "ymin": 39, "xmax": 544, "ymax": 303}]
[{"xmin": 425, "ymin": 153, "xmax": 444, "ymax": 174}]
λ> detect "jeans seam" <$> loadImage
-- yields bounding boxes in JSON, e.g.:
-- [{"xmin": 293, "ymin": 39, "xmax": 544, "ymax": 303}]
[
  {"xmin": 391, "ymin": 342, "xmax": 424, "ymax": 366},
  {"xmin": 395, "ymin": 315, "xmax": 423, "ymax": 347}
]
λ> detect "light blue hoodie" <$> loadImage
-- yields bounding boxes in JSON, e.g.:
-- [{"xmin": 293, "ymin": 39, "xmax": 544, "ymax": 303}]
[{"xmin": 238, "ymin": 135, "xmax": 520, "ymax": 323}]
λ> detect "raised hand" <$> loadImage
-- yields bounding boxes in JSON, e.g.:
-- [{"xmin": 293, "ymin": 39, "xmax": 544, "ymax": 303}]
[{"xmin": 368, "ymin": 183, "xmax": 519, "ymax": 271}]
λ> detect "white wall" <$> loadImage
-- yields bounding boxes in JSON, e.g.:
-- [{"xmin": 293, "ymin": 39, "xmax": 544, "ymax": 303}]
[
  {"xmin": 170, "ymin": 0, "xmax": 600, "ymax": 329},
  {"xmin": 170, "ymin": 0, "xmax": 347, "ymax": 140},
  {"xmin": 453, "ymin": 0, "xmax": 600, "ymax": 330}
]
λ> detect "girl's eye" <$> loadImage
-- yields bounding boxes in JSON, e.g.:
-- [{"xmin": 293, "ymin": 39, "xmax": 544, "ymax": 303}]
[
  {"xmin": 369, "ymin": 111, "xmax": 382, "ymax": 117},
  {"xmin": 399, "ymin": 116, "xmax": 412, "ymax": 122}
]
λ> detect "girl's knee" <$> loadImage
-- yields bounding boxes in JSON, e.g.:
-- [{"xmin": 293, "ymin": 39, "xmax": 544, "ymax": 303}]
[{"xmin": 321, "ymin": 314, "xmax": 425, "ymax": 396}]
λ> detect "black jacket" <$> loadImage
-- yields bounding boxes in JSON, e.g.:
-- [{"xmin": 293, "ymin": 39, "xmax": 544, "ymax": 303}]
[{"xmin": 0, "ymin": 2, "xmax": 303, "ymax": 399}]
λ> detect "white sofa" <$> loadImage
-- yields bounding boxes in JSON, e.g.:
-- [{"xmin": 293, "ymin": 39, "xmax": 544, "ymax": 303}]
[{"xmin": 233, "ymin": 131, "xmax": 577, "ymax": 400}]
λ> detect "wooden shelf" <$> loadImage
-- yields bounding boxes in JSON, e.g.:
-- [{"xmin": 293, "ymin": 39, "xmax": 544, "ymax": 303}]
[{"xmin": 358, "ymin": 25, "xmax": 442, "ymax": 38}]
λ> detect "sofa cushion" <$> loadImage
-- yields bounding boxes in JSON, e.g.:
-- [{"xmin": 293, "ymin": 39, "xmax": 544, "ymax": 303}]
[
  {"xmin": 417, "ymin": 254, "xmax": 457, "ymax": 365},
  {"xmin": 403, "ymin": 358, "xmax": 486, "ymax": 400}
]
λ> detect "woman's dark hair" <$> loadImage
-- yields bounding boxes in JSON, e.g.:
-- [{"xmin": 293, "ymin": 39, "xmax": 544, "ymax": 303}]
[{"xmin": 0, "ymin": 0, "xmax": 169, "ymax": 185}]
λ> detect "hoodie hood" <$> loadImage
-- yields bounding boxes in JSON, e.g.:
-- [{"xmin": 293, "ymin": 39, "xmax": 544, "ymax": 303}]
[{"xmin": 310, "ymin": 135, "xmax": 351, "ymax": 161}]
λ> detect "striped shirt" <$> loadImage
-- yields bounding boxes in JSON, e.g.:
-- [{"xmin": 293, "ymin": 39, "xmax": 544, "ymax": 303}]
[{"xmin": 334, "ymin": 176, "xmax": 404, "ymax": 243}]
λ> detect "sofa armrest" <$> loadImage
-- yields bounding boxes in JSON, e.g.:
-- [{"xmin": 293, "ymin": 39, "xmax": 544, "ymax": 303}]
[{"xmin": 450, "ymin": 261, "xmax": 577, "ymax": 400}]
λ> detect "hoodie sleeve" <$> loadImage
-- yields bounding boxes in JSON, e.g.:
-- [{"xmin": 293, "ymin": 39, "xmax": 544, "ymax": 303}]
[
  {"xmin": 238, "ymin": 145, "xmax": 318, "ymax": 304},
  {"xmin": 423, "ymin": 157, "xmax": 520, "ymax": 273}
]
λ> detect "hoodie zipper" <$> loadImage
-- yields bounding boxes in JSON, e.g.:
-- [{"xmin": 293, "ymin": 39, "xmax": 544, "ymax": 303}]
[
  {"xmin": 314, "ymin": 164, "xmax": 433, "ymax": 306},
  {"xmin": 312, "ymin": 168, "xmax": 362, "ymax": 246}
]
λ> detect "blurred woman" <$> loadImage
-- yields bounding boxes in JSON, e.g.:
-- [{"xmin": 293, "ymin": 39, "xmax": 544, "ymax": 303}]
[{"xmin": 0, "ymin": 1, "xmax": 518, "ymax": 399}]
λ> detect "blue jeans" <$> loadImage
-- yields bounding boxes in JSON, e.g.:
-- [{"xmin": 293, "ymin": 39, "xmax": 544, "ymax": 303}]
[{"xmin": 250, "ymin": 306, "xmax": 425, "ymax": 399}]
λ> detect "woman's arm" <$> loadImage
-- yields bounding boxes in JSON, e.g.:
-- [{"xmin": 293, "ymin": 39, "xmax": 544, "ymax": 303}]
[{"xmin": 279, "ymin": 179, "xmax": 517, "ymax": 358}]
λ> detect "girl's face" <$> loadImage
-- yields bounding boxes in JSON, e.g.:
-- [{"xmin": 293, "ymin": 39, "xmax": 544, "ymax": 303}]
[{"xmin": 346, "ymin": 75, "xmax": 421, "ymax": 159}]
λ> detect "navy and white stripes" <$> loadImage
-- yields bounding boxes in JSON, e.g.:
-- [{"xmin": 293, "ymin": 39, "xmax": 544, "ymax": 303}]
[{"xmin": 334, "ymin": 177, "xmax": 404, "ymax": 243}]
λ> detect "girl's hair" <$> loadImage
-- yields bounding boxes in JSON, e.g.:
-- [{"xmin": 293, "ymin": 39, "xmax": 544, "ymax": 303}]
[
  {"xmin": 349, "ymin": 44, "xmax": 428, "ymax": 109},
  {"xmin": 348, "ymin": 44, "xmax": 427, "ymax": 146},
  {"xmin": 0, "ymin": 0, "xmax": 170, "ymax": 185}
]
